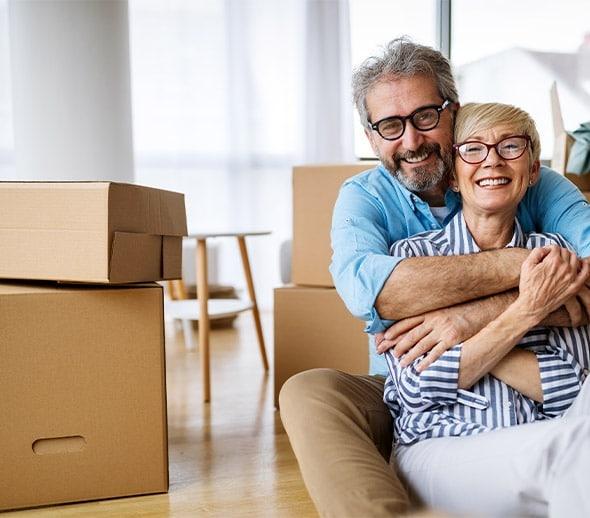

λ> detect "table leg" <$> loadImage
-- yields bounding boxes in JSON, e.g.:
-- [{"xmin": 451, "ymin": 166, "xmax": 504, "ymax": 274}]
[
  {"xmin": 237, "ymin": 236, "xmax": 269, "ymax": 371},
  {"xmin": 196, "ymin": 238, "xmax": 211, "ymax": 402}
]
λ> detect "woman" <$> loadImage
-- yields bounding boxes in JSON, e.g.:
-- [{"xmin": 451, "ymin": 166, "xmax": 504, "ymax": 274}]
[{"xmin": 384, "ymin": 102, "xmax": 590, "ymax": 517}]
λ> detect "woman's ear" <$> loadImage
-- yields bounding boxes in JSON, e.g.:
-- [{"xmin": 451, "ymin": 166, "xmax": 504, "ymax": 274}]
[
  {"xmin": 450, "ymin": 174, "xmax": 459, "ymax": 192},
  {"xmin": 528, "ymin": 160, "xmax": 541, "ymax": 186}
]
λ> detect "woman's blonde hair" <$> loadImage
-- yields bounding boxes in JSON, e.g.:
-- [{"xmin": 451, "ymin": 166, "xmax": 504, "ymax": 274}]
[{"xmin": 454, "ymin": 103, "xmax": 541, "ymax": 163}]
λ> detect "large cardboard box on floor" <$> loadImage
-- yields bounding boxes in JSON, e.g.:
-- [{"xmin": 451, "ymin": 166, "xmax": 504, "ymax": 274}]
[
  {"xmin": 0, "ymin": 282, "xmax": 168, "ymax": 511},
  {"xmin": 0, "ymin": 182, "xmax": 187, "ymax": 283},
  {"xmin": 292, "ymin": 163, "xmax": 377, "ymax": 287},
  {"xmin": 274, "ymin": 285, "xmax": 369, "ymax": 406}
]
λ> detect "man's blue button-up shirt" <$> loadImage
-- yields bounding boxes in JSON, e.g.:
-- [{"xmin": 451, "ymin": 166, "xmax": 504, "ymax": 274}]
[{"xmin": 330, "ymin": 164, "xmax": 590, "ymax": 376}]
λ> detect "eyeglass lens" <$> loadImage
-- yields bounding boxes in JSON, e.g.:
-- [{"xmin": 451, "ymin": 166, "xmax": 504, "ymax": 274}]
[
  {"xmin": 377, "ymin": 106, "xmax": 440, "ymax": 140},
  {"xmin": 458, "ymin": 136, "xmax": 528, "ymax": 164}
]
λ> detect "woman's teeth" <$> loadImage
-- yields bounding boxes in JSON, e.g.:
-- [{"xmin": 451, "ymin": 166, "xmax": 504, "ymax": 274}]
[{"xmin": 477, "ymin": 178, "xmax": 510, "ymax": 187}]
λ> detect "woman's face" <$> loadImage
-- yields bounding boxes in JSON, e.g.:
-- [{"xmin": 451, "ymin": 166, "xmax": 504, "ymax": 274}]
[{"xmin": 452, "ymin": 124, "xmax": 540, "ymax": 216}]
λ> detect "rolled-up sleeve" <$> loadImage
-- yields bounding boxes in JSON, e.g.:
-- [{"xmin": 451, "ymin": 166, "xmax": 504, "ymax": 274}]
[
  {"xmin": 537, "ymin": 347, "xmax": 584, "ymax": 416},
  {"xmin": 386, "ymin": 344, "xmax": 463, "ymax": 413},
  {"xmin": 330, "ymin": 181, "xmax": 405, "ymax": 332}
]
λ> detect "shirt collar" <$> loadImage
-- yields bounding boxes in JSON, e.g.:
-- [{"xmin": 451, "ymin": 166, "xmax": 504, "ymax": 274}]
[
  {"xmin": 444, "ymin": 210, "xmax": 525, "ymax": 254},
  {"xmin": 377, "ymin": 164, "xmax": 459, "ymax": 214}
]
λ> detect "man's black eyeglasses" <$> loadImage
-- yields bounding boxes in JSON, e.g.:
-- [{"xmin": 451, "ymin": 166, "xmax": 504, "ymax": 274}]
[{"xmin": 369, "ymin": 100, "xmax": 451, "ymax": 141}]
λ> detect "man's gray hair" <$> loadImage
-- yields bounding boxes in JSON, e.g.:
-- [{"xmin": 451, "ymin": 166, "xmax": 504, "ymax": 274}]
[{"xmin": 352, "ymin": 37, "xmax": 459, "ymax": 128}]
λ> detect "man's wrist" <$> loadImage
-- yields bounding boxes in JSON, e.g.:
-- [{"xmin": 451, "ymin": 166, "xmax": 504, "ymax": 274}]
[{"xmin": 499, "ymin": 248, "xmax": 530, "ymax": 287}]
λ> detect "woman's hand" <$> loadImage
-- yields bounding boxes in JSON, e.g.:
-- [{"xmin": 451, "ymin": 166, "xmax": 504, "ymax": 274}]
[{"xmin": 517, "ymin": 246, "xmax": 589, "ymax": 323}]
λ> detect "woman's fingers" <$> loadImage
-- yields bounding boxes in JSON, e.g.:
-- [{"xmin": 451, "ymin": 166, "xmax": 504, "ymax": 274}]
[{"xmin": 525, "ymin": 246, "xmax": 551, "ymax": 267}]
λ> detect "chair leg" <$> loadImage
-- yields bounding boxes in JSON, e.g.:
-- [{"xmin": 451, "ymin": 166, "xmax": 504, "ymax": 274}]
[
  {"xmin": 181, "ymin": 319, "xmax": 196, "ymax": 351},
  {"xmin": 237, "ymin": 236, "xmax": 269, "ymax": 371}
]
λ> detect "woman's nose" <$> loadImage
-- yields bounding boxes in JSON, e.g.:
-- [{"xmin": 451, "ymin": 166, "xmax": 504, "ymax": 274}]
[{"xmin": 482, "ymin": 146, "xmax": 505, "ymax": 167}]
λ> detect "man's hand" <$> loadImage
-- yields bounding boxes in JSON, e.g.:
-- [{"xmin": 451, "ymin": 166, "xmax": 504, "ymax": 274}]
[{"xmin": 376, "ymin": 304, "xmax": 482, "ymax": 372}]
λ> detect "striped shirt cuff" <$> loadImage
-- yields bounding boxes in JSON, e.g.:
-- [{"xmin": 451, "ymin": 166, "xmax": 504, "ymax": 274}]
[
  {"xmin": 538, "ymin": 352, "xmax": 583, "ymax": 415},
  {"xmin": 418, "ymin": 343, "xmax": 463, "ymax": 405}
]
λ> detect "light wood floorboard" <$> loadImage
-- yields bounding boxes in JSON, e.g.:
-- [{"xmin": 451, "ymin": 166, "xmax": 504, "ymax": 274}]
[{"xmin": 7, "ymin": 312, "xmax": 318, "ymax": 517}]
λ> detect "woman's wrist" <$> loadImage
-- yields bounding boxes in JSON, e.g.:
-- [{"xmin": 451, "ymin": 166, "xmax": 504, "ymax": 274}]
[{"xmin": 507, "ymin": 298, "xmax": 545, "ymax": 331}]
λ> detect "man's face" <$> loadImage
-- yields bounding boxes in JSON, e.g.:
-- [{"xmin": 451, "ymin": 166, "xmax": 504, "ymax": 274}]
[{"xmin": 364, "ymin": 75, "xmax": 455, "ymax": 194}]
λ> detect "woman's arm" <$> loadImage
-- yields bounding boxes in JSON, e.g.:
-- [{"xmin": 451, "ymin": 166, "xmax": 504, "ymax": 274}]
[{"xmin": 453, "ymin": 246, "xmax": 588, "ymax": 389}]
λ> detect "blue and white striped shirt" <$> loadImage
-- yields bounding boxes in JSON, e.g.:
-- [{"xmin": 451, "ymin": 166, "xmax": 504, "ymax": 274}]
[{"xmin": 383, "ymin": 210, "xmax": 590, "ymax": 446}]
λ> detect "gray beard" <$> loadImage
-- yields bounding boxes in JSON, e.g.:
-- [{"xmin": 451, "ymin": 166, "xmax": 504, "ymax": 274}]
[
  {"xmin": 392, "ymin": 159, "xmax": 448, "ymax": 192},
  {"xmin": 381, "ymin": 150, "xmax": 453, "ymax": 194}
]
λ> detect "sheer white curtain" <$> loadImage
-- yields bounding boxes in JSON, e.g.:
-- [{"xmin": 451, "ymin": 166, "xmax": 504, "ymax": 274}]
[
  {"xmin": 0, "ymin": 0, "xmax": 14, "ymax": 179},
  {"xmin": 129, "ymin": 0, "xmax": 353, "ymax": 308}
]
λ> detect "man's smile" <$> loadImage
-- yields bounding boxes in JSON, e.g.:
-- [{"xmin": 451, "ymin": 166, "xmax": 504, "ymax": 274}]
[{"xmin": 402, "ymin": 149, "xmax": 431, "ymax": 164}]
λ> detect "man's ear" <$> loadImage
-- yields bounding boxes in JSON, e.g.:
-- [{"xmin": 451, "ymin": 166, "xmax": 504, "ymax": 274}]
[
  {"xmin": 529, "ymin": 160, "xmax": 541, "ymax": 186},
  {"xmin": 364, "ymin": 127, "xmax": 380, "ymax": 158}
]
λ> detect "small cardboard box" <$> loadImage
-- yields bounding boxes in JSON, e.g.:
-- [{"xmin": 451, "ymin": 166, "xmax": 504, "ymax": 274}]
[
  {"xmin": 0, "ymin": 182, "xmax": 188, "ymax": 283},
  {"xmin": 0, "ymin": 282, "xmax": 168, "ymax": 511},
  {"xmin": 292, "ymin": 163, "xmax": 377, "ymax": 287},
  {"xmin": 274, "ymin": 285, "xmax": 369, "ymax": 406},
  {"xmin": 550, "ymin": 83, "xmax": 590, "ymax": 190}
]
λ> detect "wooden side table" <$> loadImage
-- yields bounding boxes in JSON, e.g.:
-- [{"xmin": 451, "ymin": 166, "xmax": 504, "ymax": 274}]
[{"xmin": 167, "ymin": 231, "xmax": 270, "ymax": 403}]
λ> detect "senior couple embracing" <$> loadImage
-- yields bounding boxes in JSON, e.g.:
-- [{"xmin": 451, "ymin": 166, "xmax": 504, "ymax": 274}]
[{"xmin": 281, "ymin": 38, "xmax": 590, "ymax": 517}]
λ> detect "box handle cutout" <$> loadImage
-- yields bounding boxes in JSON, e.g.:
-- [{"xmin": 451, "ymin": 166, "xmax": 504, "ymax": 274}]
[{"xmin": 32, "ymin": 435, "xmax": 86, "ymax": 455}]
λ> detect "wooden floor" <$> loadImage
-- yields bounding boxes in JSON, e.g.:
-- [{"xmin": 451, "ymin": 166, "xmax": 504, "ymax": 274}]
[{"xmin": 8, "ymin": 312, "xmax": 318, "ymax": 517}]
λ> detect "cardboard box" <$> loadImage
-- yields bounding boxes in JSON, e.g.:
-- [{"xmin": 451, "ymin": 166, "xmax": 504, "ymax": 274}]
[
  {"xmin": 292, "ymin": 163, "xmax": 377, "ymax": 287},
  {"xmin": 0, "ymin": 282, "xmax": 168, "ymax": 511},
  {"xmin": 274, "ymin": 286, "xmax": 369, "ymax": 406},
  {"xmin": 550, "ymin": 83, "xmax": 590, "ymax": 190},
  {"xmin": 0, "ymin": 182, "xmax": 187, "ymax": 283}
]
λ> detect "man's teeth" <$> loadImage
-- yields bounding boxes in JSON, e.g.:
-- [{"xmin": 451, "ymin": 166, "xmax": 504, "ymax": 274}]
[
  {"xmin": 405, "ymin": 151, "xmax": 429, "ymax": 163},
  {"xmin": 477, "ymin": 178, "xmax": 510, "ymax": 187}
]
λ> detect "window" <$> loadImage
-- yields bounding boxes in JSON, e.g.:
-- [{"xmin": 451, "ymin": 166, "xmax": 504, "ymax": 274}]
[
  {"xmin": 349, "ymin": 0, "xmax": 438, "ymax": 158},
  {"xmin": 452, "ymin": 0, "xmax": 590, "ymax": 160}
]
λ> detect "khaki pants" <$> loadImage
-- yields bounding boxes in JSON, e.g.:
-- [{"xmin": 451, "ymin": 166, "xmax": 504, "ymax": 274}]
[{"xmin": 279, "ymin": 368, "xmax": 415, "ymax": 517}]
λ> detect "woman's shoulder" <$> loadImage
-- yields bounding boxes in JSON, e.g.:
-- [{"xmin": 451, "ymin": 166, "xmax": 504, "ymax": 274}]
[
  {"xmin": 390, "ymin": 228, "xmax": 446, "ymax": 257},
  {"xmin": 525, "ymin": 231, "xmax": 574, "ymax": 251}
]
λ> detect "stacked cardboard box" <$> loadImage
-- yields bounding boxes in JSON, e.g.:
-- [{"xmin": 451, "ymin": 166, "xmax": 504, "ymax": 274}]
[
  {"xmin": 274, "ymin": 164, "xmax": 378, "ymax": 406},
  {"xmin": 0, "ymin": 182, "xmax": 187, "ymax": 511}
]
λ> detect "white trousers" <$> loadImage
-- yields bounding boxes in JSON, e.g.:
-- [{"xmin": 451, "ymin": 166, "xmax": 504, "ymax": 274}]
[{"xmin": 396, "ymin": 378, "xmax": 590, "ymax": 517}]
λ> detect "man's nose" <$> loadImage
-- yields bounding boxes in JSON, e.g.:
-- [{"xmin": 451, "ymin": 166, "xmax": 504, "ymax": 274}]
[{"xmin": 399, "ymin": 122, "xmax": 425, "ymax": 151}]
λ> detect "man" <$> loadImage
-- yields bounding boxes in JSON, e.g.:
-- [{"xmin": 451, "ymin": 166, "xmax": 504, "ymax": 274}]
[{"xmin": 280, "ymin": 38, "xmax": 590, "ymax": 517}]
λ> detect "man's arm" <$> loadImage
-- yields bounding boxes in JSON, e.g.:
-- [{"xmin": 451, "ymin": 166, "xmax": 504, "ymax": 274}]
[
  {"xmin": 375, "ymin": 248, "xmax": 529, "ymax": 320},
  {"xmin": 489, "ymin": 349, "xmax": 542, "ymax": 402},
  {"xmin": 377, "ymin": 167, "xmax": 590, "ymax": 322}
]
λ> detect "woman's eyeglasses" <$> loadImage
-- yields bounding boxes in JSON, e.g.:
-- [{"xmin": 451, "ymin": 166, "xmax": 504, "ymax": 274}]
[{"xmin": 453, "ymin": 135, "xmax": 531, "ymax": 165}]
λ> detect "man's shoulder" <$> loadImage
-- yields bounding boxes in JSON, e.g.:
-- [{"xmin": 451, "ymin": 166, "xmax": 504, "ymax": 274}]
[{"xmin": 341, "ymin": 163, "xmax": 388, "ymax": 190}]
